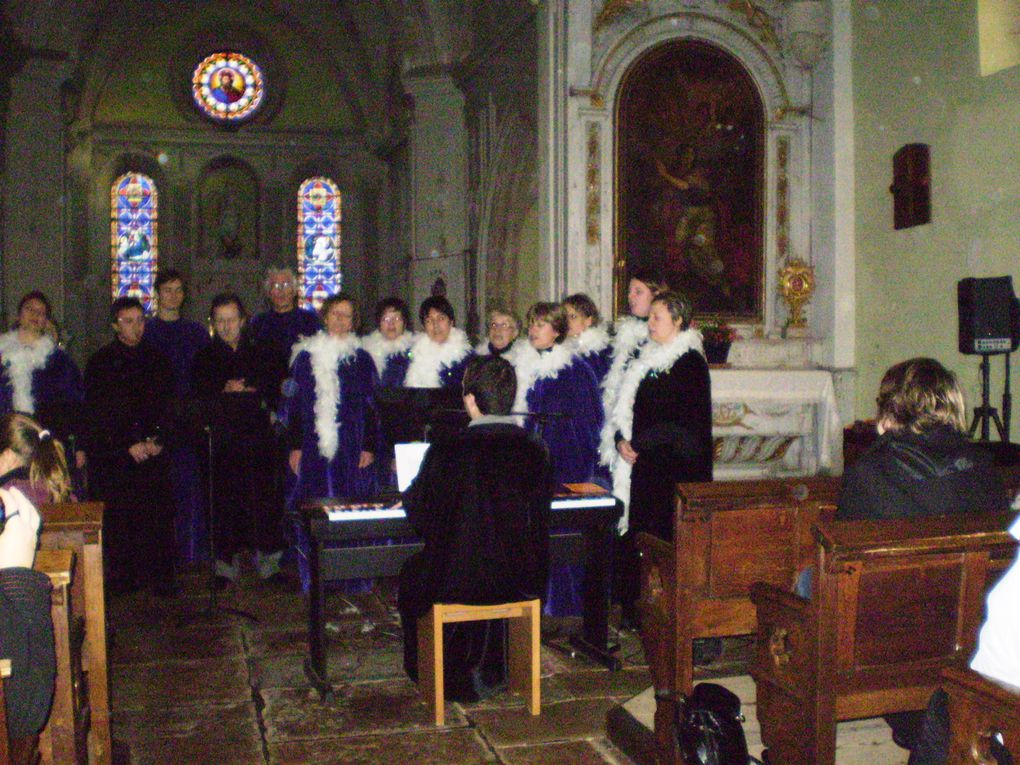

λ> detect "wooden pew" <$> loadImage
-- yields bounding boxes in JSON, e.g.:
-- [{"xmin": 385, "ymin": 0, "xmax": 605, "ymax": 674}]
[
  {"xmin": 33, "ymin": 549, "xmax": 88, "ymax": 765},
  {"xmin": 749, "ymin": 512, "xmax": 1018, "ymax": 765},
  {"xmin": 0, "ymin": 659, "xmax": 9, "ymax": 765},
  {"xmin": 943, "ymin": 665, "xmax": 1020, "ymax": 765},
  {"xmin": 38, "ymin": 502, "xmax": 109, "ymax": 765},
  {"xmin": 636, "ymin": 476, "xmax": 840, "ymax": 765}
]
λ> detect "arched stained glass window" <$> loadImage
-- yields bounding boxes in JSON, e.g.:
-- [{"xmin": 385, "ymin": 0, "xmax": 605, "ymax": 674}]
[
  {"xmin": 110, "ymin": 173, "xmax": 158, "ymax": 311},
  {"xmin": 297, "ymin": 177, "xmax": 342, "ymax": 310}
]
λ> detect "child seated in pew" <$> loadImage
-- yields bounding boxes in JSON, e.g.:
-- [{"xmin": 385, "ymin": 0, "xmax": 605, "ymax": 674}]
[
  {"xmin": 0, "ymin": 413, "xmax": 74, "ymax": 505},
  {"xmin": 0, "ymin": 486, "xmax": 57, "ymax": 758}
]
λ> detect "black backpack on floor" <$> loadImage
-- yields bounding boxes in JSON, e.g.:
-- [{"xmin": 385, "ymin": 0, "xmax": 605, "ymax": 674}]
[{"xmin": 676, "ymin": 682, "xmax": 762, "ymax": 765}]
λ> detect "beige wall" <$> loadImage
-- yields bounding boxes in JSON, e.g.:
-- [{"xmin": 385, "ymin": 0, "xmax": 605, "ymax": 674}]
[{"xmin": 853, "ymin": 0, "xmax": 1020, "ymax": 439}]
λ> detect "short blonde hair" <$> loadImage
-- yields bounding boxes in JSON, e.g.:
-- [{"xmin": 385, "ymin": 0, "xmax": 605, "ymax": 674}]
[
  {"xmin": 876, "ymin": 357, "xmax": 967, "ymax": 434},
  {"xmin": 526, "ymin": 302, "xmax": 568, "ymax": 343}
]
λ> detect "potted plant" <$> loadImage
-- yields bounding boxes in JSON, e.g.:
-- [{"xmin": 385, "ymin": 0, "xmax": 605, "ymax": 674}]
[{"xmin": 697, "ymin": 320, "xmax": 739, "ymax": 364}]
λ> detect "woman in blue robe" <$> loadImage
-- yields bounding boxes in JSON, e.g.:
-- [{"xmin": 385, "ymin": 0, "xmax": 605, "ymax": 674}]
[
  {"xmin": 361, "ymin": 297, "xmax": 415, "ymax": 389},
  {"xmin": 514, "ymin": 301, "xmax": 603, "ymax": 616},
  {"xmin": 0, "ymin": 292, "xmax": 84, "ymax": 455},
  {"xmin": 403, "ymin": 296, "xmax": 474, "ymax": 389},
  {"xmin": 287, "ymin": 294, "xmax": 380, "ymax": 591},
  {"xmin": 563, "ymin": 293, "xmax": 613, "ymax": 385}
]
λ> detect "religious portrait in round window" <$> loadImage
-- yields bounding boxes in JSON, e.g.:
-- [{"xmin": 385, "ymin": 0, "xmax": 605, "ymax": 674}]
[{"xmin": 192, "ymin": 52, "xmax": 265, "ymax": 122}]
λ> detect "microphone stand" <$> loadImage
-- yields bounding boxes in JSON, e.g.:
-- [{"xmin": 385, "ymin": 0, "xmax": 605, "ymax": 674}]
[{"xmin": 180, "ymin": 421, "xmax": 257, "ymax": 624}]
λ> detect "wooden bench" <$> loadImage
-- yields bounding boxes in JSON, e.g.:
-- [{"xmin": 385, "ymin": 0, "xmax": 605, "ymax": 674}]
[
  {"xmin": 749, "ymin": 512, "xmax": 1018, "ymax": 765},
  {"xmin": 943, "ymin": 665, "xmax": 1020, "ymax": 765},
  {"xmin": 38, "ymin": 502, "xmax": 110, "ymax": 765},
  {"xmin": 33, "ymin": 549, "xmax": 88, "ymax": 765},
  {"xmin": 635, "ymin": 476, "xmax": 840, "ymax": 765}
]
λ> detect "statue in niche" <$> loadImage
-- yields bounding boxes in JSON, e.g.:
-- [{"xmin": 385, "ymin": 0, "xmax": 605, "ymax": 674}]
[
  {"xmin": 217, "ymin": 189, "xmax": 242, "ymax": 259},
  {"xmin": 199, "ymin": 163, "xmax": 259, "ymax": 260}
]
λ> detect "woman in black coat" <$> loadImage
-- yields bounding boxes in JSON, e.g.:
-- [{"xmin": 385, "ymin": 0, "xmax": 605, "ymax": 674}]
[
  {"xmin": 837, "ymin": 357, "xmax": 1005, "ymax": 521},
  {"xmin": 604, "ymin": 291, "xmax": 713, "ymax": 609}
]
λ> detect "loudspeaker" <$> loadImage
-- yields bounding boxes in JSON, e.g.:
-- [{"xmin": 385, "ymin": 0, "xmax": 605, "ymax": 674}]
[{"xmin": 958, "ymin": 276, "xmax": 1020, "ymax": 355}]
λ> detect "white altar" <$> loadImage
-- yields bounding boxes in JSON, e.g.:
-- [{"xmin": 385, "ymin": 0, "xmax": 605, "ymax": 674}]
[{"xmin": 711, "ymin": 368, "xmax": 843, "ymax": 480}]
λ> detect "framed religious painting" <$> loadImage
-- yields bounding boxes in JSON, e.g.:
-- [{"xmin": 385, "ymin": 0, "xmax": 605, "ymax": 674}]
[{"xmin": 616, "ymin": 40, "xmax": 765, "ymax": 321}]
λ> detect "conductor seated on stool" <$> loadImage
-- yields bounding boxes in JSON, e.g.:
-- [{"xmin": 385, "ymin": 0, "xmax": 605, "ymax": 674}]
[{"xmin": 397, "ymin": 355, "xmax": 554, "ymax": 703}]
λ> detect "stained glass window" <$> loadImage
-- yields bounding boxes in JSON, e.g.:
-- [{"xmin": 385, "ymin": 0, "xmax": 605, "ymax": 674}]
[
  {"xmin": 110, "ymin": 173, "xmax": 158, "ymax": 311},
  {"xmin": 297, "ymin": 178, "xmax": 342, "ymax": 310},
  {"xmin": 192, "ymin": 52, "xmax": 265, "ymax": 122}
]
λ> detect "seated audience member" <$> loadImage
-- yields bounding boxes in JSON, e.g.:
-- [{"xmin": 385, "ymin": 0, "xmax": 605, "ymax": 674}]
[
  {"xmin": 563, "ymin": 292, "xmax": 612, "ymax": 384},
  {"xmin": 0, "ymin": 486, "xmax": 57, "ymax": 755},
  {"xmin": 84, "ymin": 297, "xmax": 178, "ymax": 597},
  {"xmin": 837, "ymin": 357, "xmax": 1006, "ymax": 521},
  {"xmin": 833, "ymin": 357, "xmax": 1008, "ymax": 753},
  {"xmin": 190, "ymin": 293, "xmax": 278, "ymax": 585},
  {"xmin": 476, "ymin": 308, "xmax": 524, "ymax": 360},
  {"xmin": 362, "ymin": 297, "xmax": 416, "ymax": 388},
  {"xmin": 0, "ymin": 412, "xmax": 74, "ymax": 505},
  {"xmin": 398, "ymin": 355, "xmax": 553, "ymax": 701},
  {"xmin": 403, "ymin": 296, "xmax": 474, "ymax": 389},
  {"xmin": 0, "ymin": 291, "xmax": 84, "ymax": 461},
  {"xmin": 907, "ymin": 511, "xmax": 1020, "ymax": 765}
]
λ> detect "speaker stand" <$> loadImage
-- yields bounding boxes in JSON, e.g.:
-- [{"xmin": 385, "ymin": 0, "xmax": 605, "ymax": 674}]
[{"xmin": 968, "ymin": 353, "xmax": 1007, "ymax": 442}]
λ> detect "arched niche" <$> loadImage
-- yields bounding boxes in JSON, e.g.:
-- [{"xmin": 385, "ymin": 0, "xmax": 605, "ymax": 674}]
[
  {"xmin": 197, "ymin": 157, "xmax": 261, "ymax": 261},
  {"xmin": 615, "ymin": 39, "xmax": 765, "ymax": 322}
]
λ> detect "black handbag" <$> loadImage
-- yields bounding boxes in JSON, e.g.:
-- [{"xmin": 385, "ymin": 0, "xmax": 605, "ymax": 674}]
[{"xmin": 676, "ymin": 682, "xmax": 762, "ymax": 765}]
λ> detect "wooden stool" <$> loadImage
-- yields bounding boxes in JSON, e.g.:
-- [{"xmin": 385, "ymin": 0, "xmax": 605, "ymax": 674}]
[{"xmin": 418, "ymin": 599, "xmax": 541, "ymax": 726}]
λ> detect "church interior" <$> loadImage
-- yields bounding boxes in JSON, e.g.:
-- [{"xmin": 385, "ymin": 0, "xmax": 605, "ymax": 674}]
[{"xmin": 2, "ymin": 0, "xmax": 1019, "ymax": 763}]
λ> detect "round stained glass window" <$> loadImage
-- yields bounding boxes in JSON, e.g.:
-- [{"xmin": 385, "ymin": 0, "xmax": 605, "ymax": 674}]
[{"xmin": 192, "ymin": 52, "xmax": 264, "ymax": 122}]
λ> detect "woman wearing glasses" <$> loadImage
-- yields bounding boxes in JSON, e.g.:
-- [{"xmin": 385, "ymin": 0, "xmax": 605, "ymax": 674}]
[
  {"xmin": 477, "ymin": 308, "xmax": 525, "ymax": 361},
  {"xmin": 362, "ymin": 297, "xmax": 416, "ymax": 388}
]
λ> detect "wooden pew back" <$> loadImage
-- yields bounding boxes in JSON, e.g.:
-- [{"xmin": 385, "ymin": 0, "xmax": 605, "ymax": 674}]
[
  {"xmin": 38, "ymin": 502, "xmax": 109, "ymax": 765},
  {"xmin": 750, "ymin": 512, "xmax": 1018, "ymax": 765},
  {"xmin": 637, "ymin": 476, "xmax": 840, "ymax": 765},
  {"xmin": 943, "ymin": 665, "xmax": 1020, "ymax": 765}
]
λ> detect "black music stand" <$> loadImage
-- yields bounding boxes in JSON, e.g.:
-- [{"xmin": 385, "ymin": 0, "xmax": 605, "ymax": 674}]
[
  {"xmin": 179, "ymin": 397, "xmax": 257, "ymax": 624},
  {"xmin": 376, "ymin": 386, "xmax": 468, "ymax": 445}
]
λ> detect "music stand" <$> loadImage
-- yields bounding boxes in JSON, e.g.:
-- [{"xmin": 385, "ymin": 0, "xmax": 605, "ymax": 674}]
[
  {"xmin": 375, "ymin": 386, "xmax": 468, "ymax": 444},
  {"xmin": 179, "ymin": 397, "xmax": 257, "ymax": 624}
]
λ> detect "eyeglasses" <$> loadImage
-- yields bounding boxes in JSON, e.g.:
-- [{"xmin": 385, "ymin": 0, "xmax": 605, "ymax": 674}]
[
  {"xmin": 489, "ymin": 321, "xmax": 514, "ymax": 330},
  {"xmin": 380, "ymin": 315, "xmax": 403, "ymax": 325},
  {"xmin": 269, "ymin": 281, "xmax": 294, "ymax": 290},
  {"xmin": 116, "ymin": 316, "xmax": 145, "ymax": 326}
]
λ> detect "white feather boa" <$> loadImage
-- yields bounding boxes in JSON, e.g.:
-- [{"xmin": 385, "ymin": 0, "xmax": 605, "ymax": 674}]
[
  {"xmin": 404, "ymin": 327, "xmax": 472, "ymax": 388},
  {"xmin": 0, "ymin": 331, "xmax": 55, "ymax": 413},
  {"xmin": 476, "ymin": 337, "xmax": 526, "ymax": 364},
  {"xmin": 568, "ymin": 325, "xmax": 611, "ymax": 357},
  {"xmin": 599, "ymin": 317, "xmax": 649, "ymax": 462},
  {"xmin": 361, "ymin": 330, "xmax": 416, "ymax": 378},
  {"xmin": 602, "ymin": 328, "xmax": 704, "ymax": 532},
  {"xmin": 511, "ymin": 342, "xmax": 573, "ymax": 415},
  {"xmin": 292, "ymin": 332, "xmax": 360, "ymax": 461}
]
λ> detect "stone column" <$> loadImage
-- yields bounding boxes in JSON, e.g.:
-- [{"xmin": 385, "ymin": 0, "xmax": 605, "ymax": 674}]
[
  {"xmin": 3, "ymin": 58, "xmax": 70, "ymax": 323},
  {"xmin": 404, "ymin": 72, "xmax": 469, "ymax": 323}
]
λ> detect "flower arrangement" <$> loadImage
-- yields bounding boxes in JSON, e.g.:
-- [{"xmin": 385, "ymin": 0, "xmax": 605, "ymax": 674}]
[{"xmin": 697, "ymin": 320, "xmax": 740, "ymax": 346}]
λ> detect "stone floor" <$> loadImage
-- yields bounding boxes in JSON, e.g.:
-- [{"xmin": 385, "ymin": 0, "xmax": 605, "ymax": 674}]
[
  {"xmin": 106, "ymin": 563, "xmax": 907, "ymax": 765},
  {"xmin": 107, "ymin": 564, "xmax": 663, "ymax": 765}
]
